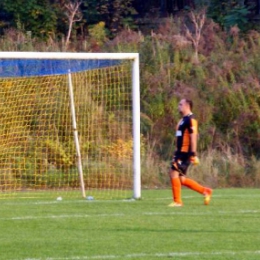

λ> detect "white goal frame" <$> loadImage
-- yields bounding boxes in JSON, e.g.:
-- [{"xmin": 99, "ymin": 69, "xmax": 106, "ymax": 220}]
[{"xmin": 0, "ymin": 52, "xmax": 141, "ymax": 199}]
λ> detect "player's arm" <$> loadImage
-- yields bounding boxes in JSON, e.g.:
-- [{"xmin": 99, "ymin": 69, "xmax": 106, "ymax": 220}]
[
  {"xmin": 189, "ymin": 118, "xmax": 199, "ymax": 165},
  {"xmin": 190, "ymin": 132, "xmax": 197, "ymax": 155}
]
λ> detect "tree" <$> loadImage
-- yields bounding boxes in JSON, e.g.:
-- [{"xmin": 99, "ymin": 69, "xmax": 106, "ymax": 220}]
[
  {"xmin": 82, "ymin": 0, "xmax": 136, "ymax": 36},
  {"xmin": 0, "ymin": 0, "xmax": 58, "ymax": 38},
  {"xmin": 62, "ymin": 0, "xmax": 83, "ymax": 49},
  {"xmin": 207, "ymin": 0, "xmax": 252, "ymax": 31},
  {"xmin": 133, "ymin": 0, "xmax": 195, "ymax": 17},
  {"xmin": 185, "ymin": 9, "xmax": 206, "ymax": 64}
]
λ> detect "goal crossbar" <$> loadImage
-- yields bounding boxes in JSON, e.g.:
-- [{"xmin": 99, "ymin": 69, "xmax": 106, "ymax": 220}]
[{"xmin": 0, "ymin": 52, "xmax": 139, "ymax": 60}]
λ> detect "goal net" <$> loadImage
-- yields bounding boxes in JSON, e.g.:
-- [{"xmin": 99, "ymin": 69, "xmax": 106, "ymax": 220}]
[{"xmin": 0, "ymin": 52, "xmax": 140, "ymax": 200}]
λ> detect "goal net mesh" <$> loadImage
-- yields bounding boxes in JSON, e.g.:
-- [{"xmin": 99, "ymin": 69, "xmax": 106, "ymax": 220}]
[{"xmin": 0, "ymin": 59, "xmax": 133, "ymax": 199}]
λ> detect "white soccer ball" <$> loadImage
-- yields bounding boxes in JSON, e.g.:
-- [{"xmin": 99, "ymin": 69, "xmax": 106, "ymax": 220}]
[
  {"xmin": 56, "ymin": 196, "xmax": 63, "ymax": 201},
  {"xmin": 86, "ymin": 196, "xmax": 94, "ymax": 200}
]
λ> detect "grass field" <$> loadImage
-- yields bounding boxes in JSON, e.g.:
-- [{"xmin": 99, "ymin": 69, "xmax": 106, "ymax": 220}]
[{"xmin": 1, "ymin": 188, "xmax": 260, "ymax": 260}]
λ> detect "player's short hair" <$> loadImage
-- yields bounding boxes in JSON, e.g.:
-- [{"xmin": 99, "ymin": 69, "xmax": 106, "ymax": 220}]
[{"xmin": 185, "ymin": 99, "xmax": 193, "ymax": 110}]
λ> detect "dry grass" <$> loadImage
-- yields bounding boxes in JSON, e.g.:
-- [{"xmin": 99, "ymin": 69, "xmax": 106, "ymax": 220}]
[{"xmin": 141, "ymin": 148, "xmax": 260, "ymax": 189}]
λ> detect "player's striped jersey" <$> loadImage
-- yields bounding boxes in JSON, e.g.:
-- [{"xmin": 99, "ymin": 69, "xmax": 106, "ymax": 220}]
[{"xmin": 175, "ymin": 113, "xmax": 198, "ymax": 154}]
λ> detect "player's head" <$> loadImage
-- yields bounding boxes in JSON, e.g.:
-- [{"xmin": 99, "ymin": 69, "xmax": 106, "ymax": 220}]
[{"xmin": 178, "ymin": 99, "xmax": 193, "ymax": 115}]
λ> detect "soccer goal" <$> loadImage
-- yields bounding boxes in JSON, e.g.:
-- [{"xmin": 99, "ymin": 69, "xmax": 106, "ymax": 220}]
[{"xmin": 0, "ymin": 52, "xmax": 140, "ymax": 200}]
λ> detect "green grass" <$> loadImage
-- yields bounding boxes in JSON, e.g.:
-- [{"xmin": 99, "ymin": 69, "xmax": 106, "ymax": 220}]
[{"xmin": 1, "ymin": 188, "xmax": 260, "ymax": 260}]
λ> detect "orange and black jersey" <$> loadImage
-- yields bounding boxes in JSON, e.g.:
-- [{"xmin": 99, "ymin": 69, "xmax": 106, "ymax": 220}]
[{"xmin": 175, "ymin": 113, "xmax": 198, "ymax": 155}]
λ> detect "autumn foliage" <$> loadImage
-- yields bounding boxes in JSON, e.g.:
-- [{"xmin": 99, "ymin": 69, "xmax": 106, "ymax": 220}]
[{"xmin": 0, "ymin": 9, "xmax": 260, "ymax": 188}]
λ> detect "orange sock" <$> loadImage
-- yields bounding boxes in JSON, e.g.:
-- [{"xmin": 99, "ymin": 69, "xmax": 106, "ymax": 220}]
[
  {"xmin": 171, "ymin": 177, "xmax": 182, "ymax": 204},
  {"xmin": 181, "ymin": 177, "xmax": 205, "ymax": 195}
]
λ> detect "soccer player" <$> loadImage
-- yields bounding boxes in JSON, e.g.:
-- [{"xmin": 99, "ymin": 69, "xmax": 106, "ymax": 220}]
[{"xmin": 168, "ymin": 99, "xmax": 212, "ymax": 207}]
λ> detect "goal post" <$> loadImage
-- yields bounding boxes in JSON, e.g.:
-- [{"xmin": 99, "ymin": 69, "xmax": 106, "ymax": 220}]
[
  {"xmin": 0, "ymin": 52, "xmax": 141, "ymax": 200},
  {"xmin": 67, "ymin": 69, "xmax": 86, "ymax": 198}
]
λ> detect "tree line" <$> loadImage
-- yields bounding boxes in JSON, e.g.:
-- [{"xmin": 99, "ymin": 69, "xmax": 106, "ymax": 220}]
[{"xmin": 0, "ymin": 0, "xmax": 259, "ymax": 42}]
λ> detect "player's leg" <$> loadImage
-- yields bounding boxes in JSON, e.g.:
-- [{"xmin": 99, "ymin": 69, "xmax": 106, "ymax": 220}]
[
  {"xmin": 168, "ymin": 164, "xmax": 182, "ymax": 207},
  {"xmin": 180, "ymin": 176, "xmax": 212, "ymax": 205},
  {"xmin": 169, "ymin": 169, "xmax": 182, "ymax": 206},
  {"xmin": 177, "ymin": 158, "xmax": 213, "ymax": 205},
  {"xmin": 180, "ymin": 176, "xmax": 204, "ymax": 194}
]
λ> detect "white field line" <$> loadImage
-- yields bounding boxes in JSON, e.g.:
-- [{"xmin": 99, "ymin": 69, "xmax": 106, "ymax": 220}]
[
  {"xmin": 13, "ymin": 250, "xmax": 260, "ymax": 260},
  {"xmin": 0, "ymin": 209, "xmax": 259, "ymax": 221},
  {"xmin": 2, "ymin": 193, "xmax": 260, "ymax": 206}
]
